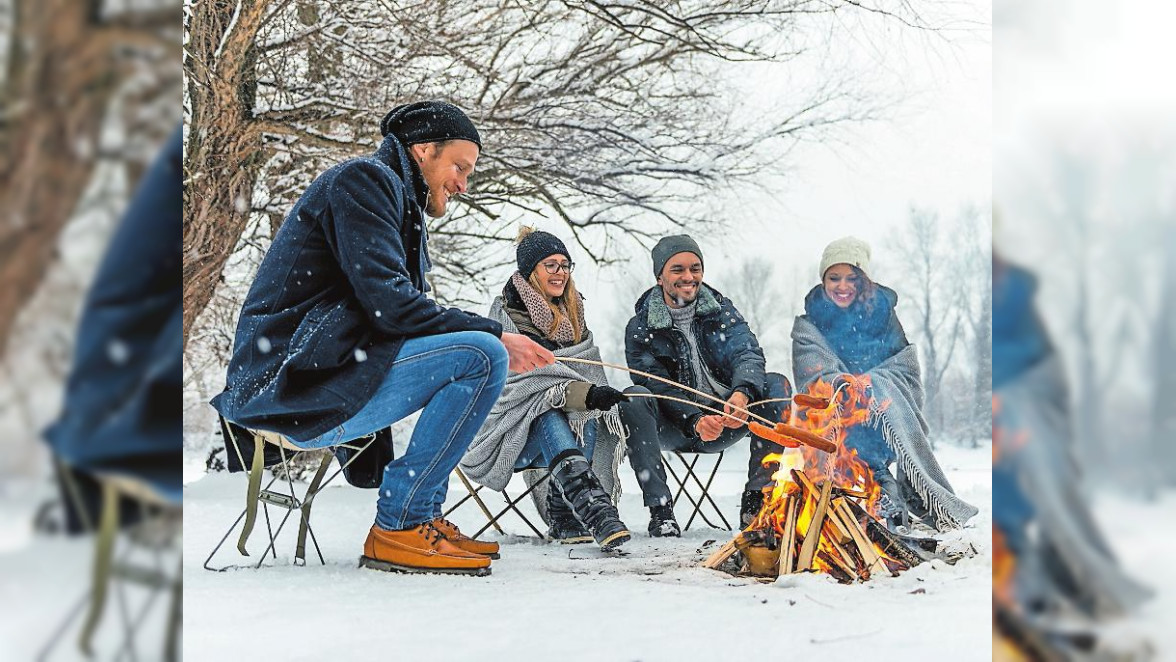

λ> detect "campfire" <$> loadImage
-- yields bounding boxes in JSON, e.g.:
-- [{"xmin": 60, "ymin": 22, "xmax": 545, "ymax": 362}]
[{"xmin": 703, "ymin": 377, "xmax": 941, "ymax": 582}]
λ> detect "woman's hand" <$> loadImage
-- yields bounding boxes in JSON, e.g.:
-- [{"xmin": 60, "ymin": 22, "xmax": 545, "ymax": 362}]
[{"xmin": 585, "ymin": 385, "xmax": 629, "ymax": 411}]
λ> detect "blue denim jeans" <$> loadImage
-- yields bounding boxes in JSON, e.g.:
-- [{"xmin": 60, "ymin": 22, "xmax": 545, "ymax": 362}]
[
  {"xmin": 513, "ymin": 409, "xmax": 598, "ymax": 471},
  {"xmin": 295, "ymin": 331, "xmax": 507, "ymax": 530}
]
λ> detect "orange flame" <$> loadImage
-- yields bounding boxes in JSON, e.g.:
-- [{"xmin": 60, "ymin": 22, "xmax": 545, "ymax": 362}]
[{"xmin": 744, "ymin": 377, "xmax": 910, "ymax": 577}]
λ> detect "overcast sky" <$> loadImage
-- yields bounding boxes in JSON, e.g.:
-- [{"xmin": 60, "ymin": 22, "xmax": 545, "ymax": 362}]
[{"xmin": 559, "ymin": 1, "xmax": 993, "ymax": 338}]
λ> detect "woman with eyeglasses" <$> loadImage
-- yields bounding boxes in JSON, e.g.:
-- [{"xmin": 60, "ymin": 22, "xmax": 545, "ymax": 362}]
[{"xmin": 461, "ymin": 228, "xmax": 631, "ymax": 550}]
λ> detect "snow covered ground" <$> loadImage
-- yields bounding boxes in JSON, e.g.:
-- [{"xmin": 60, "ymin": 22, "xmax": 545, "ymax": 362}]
[
  {"xmin": 180, "ymin": 442, "xmax": 993, "ymax": 661},
  {"xmin": 1089, "ymin": 492, "xmax": 1176, "ymax": 659},
  {"xmin": 0, "ymin": 479, "xmax": 176, "ymax": 661}
]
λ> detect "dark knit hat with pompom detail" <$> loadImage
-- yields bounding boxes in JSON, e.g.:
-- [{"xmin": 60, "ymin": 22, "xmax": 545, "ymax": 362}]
[{"xmin": 515, "ymin": 227, "xmax": 570, "ymax": 277}]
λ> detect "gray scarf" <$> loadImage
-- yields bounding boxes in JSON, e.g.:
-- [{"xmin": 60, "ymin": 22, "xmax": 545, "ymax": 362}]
[{"xmin": 668, "ymin": 300, "xmax": 727, "ymax": 397}]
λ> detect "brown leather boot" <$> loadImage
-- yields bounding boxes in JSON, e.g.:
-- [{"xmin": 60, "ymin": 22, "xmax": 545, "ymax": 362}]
[
  {"xmin": 431, "ymin": 518, "xmax": 501, "ymax": 559},
  {"xmin": 359, "ymin": 523, "xmax": 491, "ymax": 576}
]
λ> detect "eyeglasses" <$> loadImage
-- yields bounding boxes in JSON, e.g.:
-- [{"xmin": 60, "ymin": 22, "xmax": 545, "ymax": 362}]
[{"xmin": 540, "ymin": 260, "xmax": 575, "ymax": 274}]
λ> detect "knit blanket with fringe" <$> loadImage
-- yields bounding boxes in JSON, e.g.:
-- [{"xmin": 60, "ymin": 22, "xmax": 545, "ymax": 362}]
[
  {"xmin": 792, "ymin": 316, "xmax": 979, "ymax": 530},
  {"xmin": 460, "ymin": 297, "xmax": 626, "ymax": 491}
]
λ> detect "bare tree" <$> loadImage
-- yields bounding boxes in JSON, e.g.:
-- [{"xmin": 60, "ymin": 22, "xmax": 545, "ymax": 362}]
[
  {"xmin": 182, "ymin": 0, "xmax": 946, "ymax": 347},
  {"xmin": 955, "ymin": 205, "xmax": 991, "ymax": 446},
  {"xmin": 889, "ymin": 206, "xmax": 964, "ymax": 441},
  {"xmin": 0, "ymin": 0, "xmax": 176, "ymax": 353},
  {"xmin": 724, "ymin": 258, "xmax": 780, "ymax": 338}
]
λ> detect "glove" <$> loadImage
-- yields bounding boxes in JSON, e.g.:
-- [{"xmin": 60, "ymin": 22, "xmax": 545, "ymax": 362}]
[{"xmin": 585, "ymin": 385, "xmax": 629, "ymax": 411}]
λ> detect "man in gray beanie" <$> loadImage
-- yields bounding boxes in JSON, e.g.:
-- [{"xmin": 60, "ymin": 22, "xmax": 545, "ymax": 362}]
[
  {"xmin": 618, "ymin": 235, "xmax": 794, "ymax": 535},
  {"xmin": 212, "ymin": 100, "xmax": 554, "ymax": 576}
]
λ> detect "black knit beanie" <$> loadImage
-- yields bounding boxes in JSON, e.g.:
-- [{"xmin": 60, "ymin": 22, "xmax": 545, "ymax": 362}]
[
  {"xmin": 651, "ymin": 234, "xmax": 703, "ymax": 277},
  {"xmin": 516, "ymin": 230, "xmax": 570, "ymax": 277},
  {"xmin": 380, "ymin": 101, "xmax": 482, "ymax": 149}
]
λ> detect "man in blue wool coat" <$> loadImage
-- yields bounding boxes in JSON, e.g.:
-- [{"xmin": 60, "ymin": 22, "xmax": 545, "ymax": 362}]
[{"xmin": 212, "ymin": 101, "xmax": 552, "ymax": 576}]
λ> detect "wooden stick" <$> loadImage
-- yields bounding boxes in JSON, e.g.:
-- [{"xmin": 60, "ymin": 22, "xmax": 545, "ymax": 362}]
[
  {"xmin": 555, "ymin": 356, "xmax": 772, "ymax": 425},
  {"xmin": 702, "ymin": 536, "xmax": 741, "ymax": 569},
  {"xmin": 823, "ymin": 507, "xmax": 868, "ymax": 579},
  {"xmin": 796, "ymin": 480, "xmax": 833, "ymax": 571},
  {"xmin": 824, "ymin": 535, "xmax": 861, "ymax": 580},
  {"xmin": 822, "ymin": 505, "xmax": 853, "ymax": 545},
  {"xmin": 624, "ymin": 392, "xmax": 751, "ymax": 423},
  {"xmin": 777, "ymin": 494, "xmax": 798, "ymax": 577},
  {"xmin": 834, "ymin": 497, "xmax": 887, "ymax": 576}
]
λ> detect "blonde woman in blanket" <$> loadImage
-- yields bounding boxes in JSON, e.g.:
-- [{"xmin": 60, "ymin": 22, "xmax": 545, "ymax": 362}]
[
  {"xmin": 460, "ymin": 228, "xmax": 631, "ymax": 550},
  {"xmin": 791, "ymin": 236, "xmax": 978, "ymax": 532}
]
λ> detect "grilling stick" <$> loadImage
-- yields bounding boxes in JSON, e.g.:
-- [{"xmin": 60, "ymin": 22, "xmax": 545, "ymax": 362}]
[{"xmin": 554, "ymin": 357, "xmax": 835, "ymax": 453}]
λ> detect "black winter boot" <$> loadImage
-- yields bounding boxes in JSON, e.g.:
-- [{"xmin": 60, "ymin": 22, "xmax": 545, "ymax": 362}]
[
  {"xmin": 896, "ymin": 468, "xmax": 939, "ymax": 531},
  {"xmin": 647, "ymin": 505, "xmax": 680, "ymax": 537},
  {"xmin": 873, "ymin": 466, "xmax": 910, "ymax": 531},
  {"xmin": 739, "ymin": 489, "xmax": 765, "ymax": 529},
  {"xmin": 546, "ymin": 481, "xmax": 593, "ymax": 544},
  {"xmin": 550, "ymin": 450, "xmax": 630, "ymax": 551}
]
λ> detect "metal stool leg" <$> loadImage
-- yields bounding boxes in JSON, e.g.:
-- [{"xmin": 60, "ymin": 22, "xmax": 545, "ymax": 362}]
[
  {"xmin": 451, "ymin": 468, "xmax": 506, "ymax": 535},
  {"xmin": 473, "ymin": 474, "xmax": 550, "ymax": 538},
  {"xmin": 665, "ymin": 454, "xmax": 709, "ymax": 529},
  {"xmin": 681, "ymin": 452, "xmax": 731, "ymax": 531}
]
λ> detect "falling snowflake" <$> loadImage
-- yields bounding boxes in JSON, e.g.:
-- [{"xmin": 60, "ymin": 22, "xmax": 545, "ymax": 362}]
[{"xmin": 107, "ymin": 340, "xmax": 130, "ymax": 365}]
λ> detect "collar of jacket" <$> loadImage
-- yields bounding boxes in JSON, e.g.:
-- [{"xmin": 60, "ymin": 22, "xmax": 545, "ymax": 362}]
[
  {"xmin": 803, "ymin": 282, "xmax": 898, "ymax": 332},
  {"xmin": 374, "ymin": 134, "xmax": 429, "ymax": 211},
  {"xmin": 638, "ymin": 282, "xmax": 721, "ymax": 330}
]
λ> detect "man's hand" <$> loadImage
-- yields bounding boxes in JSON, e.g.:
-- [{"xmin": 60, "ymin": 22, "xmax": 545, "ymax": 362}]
[
  {"xmin": 722, "ymin": 390, "xmax": 750, "ymax": 428},
  {"xmin": 695, "ymin": 415, "xmax": 725, "ymax": 442},
  {"xmin": 500, "ymin": 332, "xmax": 555, "ymax": 373}
]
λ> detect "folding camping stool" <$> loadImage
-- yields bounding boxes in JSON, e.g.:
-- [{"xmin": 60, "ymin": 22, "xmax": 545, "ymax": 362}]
[
  {"xmin": 39, "ymin": 469, "xmax": 183, "ymax": 662},
  {"xmin": 442, "ymin": 467, "xmax": 551, "ymax": 539},
  {"xmin": 664, "ymin": 450, "xmax": 733, "ymax": 531},
  {"xmin": 203, "ymin": 420, "xmax": 377, "ymax": 571}
]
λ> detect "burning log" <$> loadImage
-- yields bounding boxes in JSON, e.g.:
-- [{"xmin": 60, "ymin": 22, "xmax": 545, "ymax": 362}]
[
  {"xmin": 833, "ymin": 497, "xmax": 890, "ymax": 577},
  {"xmin": 706, "ymin": 466, "xmax": 928, "ymax": 583},
  {"xmin": 704, "ymin": 380, "xmax": 938, "ymax": 583},
  {"xmin": 737, "ymin": 533, "xmax": 780, "ymax": 576},
  {"xmin": 702, "ymin": 537, "xmax": 741, "ymax": 570},
  {"xmin": 776, "ymin": 495, "xmax": 799, "ymax": 577},
  {"xmin": 796, "ymin": 480, "xmax": 833, "ymax": 571}
]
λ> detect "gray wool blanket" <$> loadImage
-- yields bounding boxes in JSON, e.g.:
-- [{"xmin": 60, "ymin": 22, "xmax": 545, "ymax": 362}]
[
  {"xmin": 996, "ymin": 356, "xmax": 1152, "ymax": 618},
  {"xmin": 460, "ymin": 297, "xmax": 626, "ymax": 493},
  {"xmin": 792, "ymin": 316, "xmax": 979, "ymax": 530}
]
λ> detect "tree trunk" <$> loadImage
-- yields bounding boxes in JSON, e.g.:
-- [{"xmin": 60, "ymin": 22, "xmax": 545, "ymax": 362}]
[
  {"xmin": 182, "ymin": 0, "xmax": 270, "ymax": 348},
  {"xmin": 0, "ymin": 0, "xmax": 122, "ymax": 353}
]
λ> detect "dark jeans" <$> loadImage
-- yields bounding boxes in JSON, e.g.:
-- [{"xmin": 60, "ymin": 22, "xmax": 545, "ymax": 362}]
[
  {"xmin": 621, "ymin": 372, "xmax": 793, "ymax": 508},
  {"xmin": 514, "ymin": 409, "xmax": 599, "ymax": 470}
]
